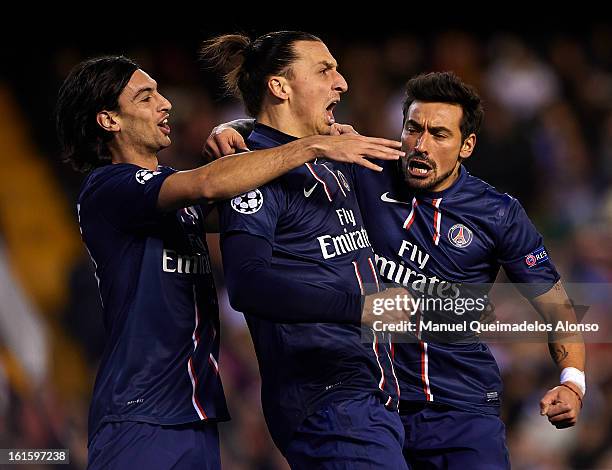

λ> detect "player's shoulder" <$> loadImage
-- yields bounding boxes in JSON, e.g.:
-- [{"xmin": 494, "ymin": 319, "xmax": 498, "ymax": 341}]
[
  {"xmin": 78, "ymin": 164, "xmax": 173, "ymax": 204},
  {"xmin": 463, "ymin": 170, "xmax": 520, "ymax": 219},
  {"xmin": 351, "ymin": 158, "xmax": 396, "ymax": 187},
  {"xmin": 80, "ymin": 163, "xmax": 137, "ymax": 192},
  {"xmin": 78, "ymin": 164, "xmax": 117, "ymax": 203}
]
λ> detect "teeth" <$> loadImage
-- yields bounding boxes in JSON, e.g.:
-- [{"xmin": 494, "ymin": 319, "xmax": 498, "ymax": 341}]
[
  {"xmin": 415, "ymin": 167, "xmax": 428, "ymax": 174},
  {"xmin": 162, "ymin": 119, "xmax": 168, "ymax": 125}
]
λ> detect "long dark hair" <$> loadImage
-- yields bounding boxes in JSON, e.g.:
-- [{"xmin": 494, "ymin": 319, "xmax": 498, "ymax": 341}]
[
  {"xmin": 200, "ymin": 31, "xmax": 321, "ymax": 116},
  {"xmin": 55, "ymin": 55, "xmax": 139, "ymax": 172}
]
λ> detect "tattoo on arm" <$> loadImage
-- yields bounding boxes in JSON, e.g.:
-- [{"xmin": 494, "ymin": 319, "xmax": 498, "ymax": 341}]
[{"xmin": 550, "ymin": 344, "xmax": 569, "ymax": 364}]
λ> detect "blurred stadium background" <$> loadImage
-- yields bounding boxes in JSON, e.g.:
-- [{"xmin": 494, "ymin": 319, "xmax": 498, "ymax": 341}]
[{"xmin": 1, "ymin": 18, "xmax": 611, "ymax": 470}]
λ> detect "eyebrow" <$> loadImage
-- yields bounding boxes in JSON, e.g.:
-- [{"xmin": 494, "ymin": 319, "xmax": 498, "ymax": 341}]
[
  {"xmin": 132, "ymin": 86, "xmax": 155, "ymax": 101},
  {"xmin": 316, "ymin": 60, "xmax": 337, "ymax": 69},
  {"xmin": 406, "ymin": 119, "xmax": 453, "ymax": 134}
]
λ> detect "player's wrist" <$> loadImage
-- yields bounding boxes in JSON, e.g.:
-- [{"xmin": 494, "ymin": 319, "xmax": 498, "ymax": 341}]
[
  {"xmin": 558, "ymin": 383, "xmax": 583, "ymax": 408},
  {"xmin": 560, "ymin": 366, "xmax": 586, "ymax": 396},
  {"xmin": 298, "ymin": 136, "xmax": 326, "ymax": 162}
]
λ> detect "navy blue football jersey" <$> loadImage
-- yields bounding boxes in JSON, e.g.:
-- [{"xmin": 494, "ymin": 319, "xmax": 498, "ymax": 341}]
[
  {"xmin": 77, "ymin": 163, "xmax": 229, "ymax": 443},
  {"xmin": 352, "ymin": 160, "xmax": 560, "ymax": 415},
  {"xmin": 219, "ymin": 124, "xmax": 400, "ymax": 451}
]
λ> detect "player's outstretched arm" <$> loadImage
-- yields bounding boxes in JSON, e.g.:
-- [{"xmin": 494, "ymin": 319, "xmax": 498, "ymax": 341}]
[
  {"xmin": 158, "ymin": 134, "xmax": 403, "ymax": 211},
  {"xmin": 531, "ymin": 281, "xmax": 586, "ymax": 429},
  {"xmin": 203, "ymin": 120, "xmax": 402, "ymax": 171}
]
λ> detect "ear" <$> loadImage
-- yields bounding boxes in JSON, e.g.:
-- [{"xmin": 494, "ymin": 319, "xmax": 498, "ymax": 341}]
[
  {"xmin": 96, "ymin": 110, "xmax": 121, "ymax": 133},
  {"xmin": 459, "ymin": 133, "xmax": 476, "ymax": 159},
  {"xmin": 267, "ymin": 76, "xmax": 290, "ymax": 101}
]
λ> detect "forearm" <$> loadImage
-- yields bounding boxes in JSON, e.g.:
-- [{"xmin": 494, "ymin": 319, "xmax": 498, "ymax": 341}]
[
  {"xmin": 532, "ymin": 281, "xmax": 586, "ymax": 372},
  {"xmin": 159, "ymin": 138, "xmax": 319, "ymax": 210},
  {"xmin": 167, "ymin": 127, "xmax": 403, "ymax": 210},
  {"xmin": 548, "ymin": 341, "xmax": 585, "ymax": 375},
  {"xmin": 222, "ymin": 232, "xmax": 362, "ymax": 324},
  {"xmin": 198, "ymin": 138, "xmax": 319, "ymax": 199},
  {"xmin": 548, "ymin": 332, "xmax": 585, "ymax": 398},
  {"xmin": 229, "ymin": 271, "xmax": 362, "ymax": 324},
  {"xmin": 535, "ymin": 281, "xmax": 586, "ymax": 425}
]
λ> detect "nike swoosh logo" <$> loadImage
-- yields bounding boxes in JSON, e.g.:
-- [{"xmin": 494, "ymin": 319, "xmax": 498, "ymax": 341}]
[
  {"xmin": 304, "ymin": 183, "xmax": 318, "ymax": 198},
  {"xmin": 380, "ymin": 192, "xmax": 411, "ymax": 205}
]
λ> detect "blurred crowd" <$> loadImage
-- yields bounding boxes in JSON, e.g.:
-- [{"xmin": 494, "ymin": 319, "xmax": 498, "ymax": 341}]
[{"xmin": 1, "ymin": 26, "xmax": 612, "ymax": 469}]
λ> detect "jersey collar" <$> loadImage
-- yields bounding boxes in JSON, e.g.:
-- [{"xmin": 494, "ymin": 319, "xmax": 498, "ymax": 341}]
[{"xmin": 251, "ymin": 122, "xmax": 299, "ymax": 146}]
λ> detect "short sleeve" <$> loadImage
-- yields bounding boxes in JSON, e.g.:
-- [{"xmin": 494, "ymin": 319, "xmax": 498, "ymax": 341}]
[
  {"xmin": 496, "ymin": 196, "xmax": 560, "ymax": 298},
  {"xmin": 218, "ymin": 182, "xmax": 284, "ymax": 243},
  {"xmin": 80, "ymin": 164, "xmax": 175, "ymax": 230}
]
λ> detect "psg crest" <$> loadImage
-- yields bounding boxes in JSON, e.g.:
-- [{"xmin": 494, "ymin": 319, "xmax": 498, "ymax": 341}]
[
  {"xmin": 448, "ymin": 223, "xmax": 473, "ymax": 248},
  {"xmin": 337, "ymin": 170, "xmax": 351, "ymax": 192},
  {"xmin": 231, "ymin": 189, "xmax": 264, "ymax": 214}
]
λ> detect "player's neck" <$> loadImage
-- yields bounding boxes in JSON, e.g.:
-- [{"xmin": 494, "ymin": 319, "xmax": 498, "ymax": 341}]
[
  {"xmin": 257, "ymin": 108, "xmax": 310, "ymax": 138},
  {"xmin": 426, "ymin": 163, "xmax": 462, "ymax": 193},
  {"xmin": 109, "ymin": 142, "xmax": 159, "ymax": 170}
]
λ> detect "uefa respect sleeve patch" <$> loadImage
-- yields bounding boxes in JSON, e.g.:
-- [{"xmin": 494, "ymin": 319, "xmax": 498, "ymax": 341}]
[{"xmin": 524, "ymin": 247, "xmax": 549, "ymax": 268}]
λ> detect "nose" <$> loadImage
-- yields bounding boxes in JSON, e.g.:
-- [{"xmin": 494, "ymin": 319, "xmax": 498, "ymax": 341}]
[
  {"xmin": 414, "ymin": 131, "xmax": 431, "ymax": 154},
  {"xmin": 334, "ymin": 71, "xmax": 348, "ymax": 94},
  {"xmin": 158, "ymin": 92, "xmax": 172, "ymax": 112}
]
